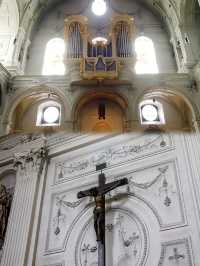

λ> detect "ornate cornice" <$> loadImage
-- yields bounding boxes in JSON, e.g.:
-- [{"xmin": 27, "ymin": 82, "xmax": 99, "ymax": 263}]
[
  {"xmin": 14, "ymin": 147, "xmax": 47, "ymax": 168},
  {"xmin": 13, "ymin": 146, "xmax": 47, "ymax": 179}
]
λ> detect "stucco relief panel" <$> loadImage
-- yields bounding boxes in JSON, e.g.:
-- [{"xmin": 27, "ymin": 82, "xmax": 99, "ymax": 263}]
[
  {"xmin": 45, "ymin": 190, "xmax": 88, "ymax": 254},
  {"xmin": 54, "ymin": 134, "xmax": 173, "ymax": 184},
  {"xmin": 121, "ymin": 160, "xmax": 186, "ymax": 230},
  {"xmin": 158, "ymin": 238, "xmax": 194, "ymax": 266},
  {"xmin": 75, "ymin": 208, "xmax": 148, "ymax": 266},
  {"xmin": 45, "ymin": 159, "xmax": 185, "ymax": 255}
]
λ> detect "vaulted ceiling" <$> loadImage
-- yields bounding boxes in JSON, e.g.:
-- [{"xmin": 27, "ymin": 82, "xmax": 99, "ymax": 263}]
[
  {"xmin": 15, "ymin": 0, "xmax": 188, "ymax": 25},
  {"xmin": 0, "ymin": 0, "xmax": 199, "ymax": 72},
  {"xmin": 15, "ymin": 0, "xmax": 197, "ymax": 40}
]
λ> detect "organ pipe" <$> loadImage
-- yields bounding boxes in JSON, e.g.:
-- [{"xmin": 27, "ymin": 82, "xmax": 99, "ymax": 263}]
[
  {"xmin": 67, "ymin": 22, "xmax": 83, "ymax": 58},
  {"xmin": 116, "ymin": 22, "xmax": 132, "ymax": 58}
]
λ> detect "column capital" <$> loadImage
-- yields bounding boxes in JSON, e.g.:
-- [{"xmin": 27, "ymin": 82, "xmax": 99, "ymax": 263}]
[{"xmin": 13, "ymin": 146, "xmax": 47, "ymax": 176}]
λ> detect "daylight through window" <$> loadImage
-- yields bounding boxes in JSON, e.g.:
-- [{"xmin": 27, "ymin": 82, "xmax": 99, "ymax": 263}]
[
  {"xmin": 135, "ymin": 36, "xmax": 159, "ymax": 74},
  {"xmin": 42, "ymin": 38, "xmax": 65, "ymax": 75}
]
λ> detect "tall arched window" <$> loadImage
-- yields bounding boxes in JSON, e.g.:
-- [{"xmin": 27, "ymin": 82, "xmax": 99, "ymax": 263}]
[
  {"xmin": 135, "ymin": 36, "xmax": 159, "ymax": 74},
  {"xmin": 42, "ymin": 38, "xmax": 65, "ymax": 75}
]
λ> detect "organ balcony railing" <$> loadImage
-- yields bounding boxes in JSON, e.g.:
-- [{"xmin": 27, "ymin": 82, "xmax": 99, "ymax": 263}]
[{"xmin": 81, "ymin": 56, "xmax": 118, "ymax": 80}]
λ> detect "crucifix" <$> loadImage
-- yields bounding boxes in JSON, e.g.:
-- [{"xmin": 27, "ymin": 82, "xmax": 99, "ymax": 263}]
[{"xmin": 77, "ymin": 163, "xmax": 128, "ymax": 266}]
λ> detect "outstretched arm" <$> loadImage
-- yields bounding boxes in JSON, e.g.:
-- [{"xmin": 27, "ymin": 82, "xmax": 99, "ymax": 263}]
[
  {"xmin": 99, "ymin": 178, "xmax": 128, "ymax": 195},
  {"xmin": 77, "ymin": 187, "xmax": 98, "ymax": 199}
]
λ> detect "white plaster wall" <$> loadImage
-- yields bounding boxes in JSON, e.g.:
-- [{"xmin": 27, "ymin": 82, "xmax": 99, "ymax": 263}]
[
  {"xmin": 25, "ymin": 0, "xmax": 177, "ymax": 75},
  {"xmin": 0, "ymin": 133, "xmax": 200, "ymax": 265},
  {"xmin": 34, "ymin": 133, "xmax": 200, "ymax": 266}
]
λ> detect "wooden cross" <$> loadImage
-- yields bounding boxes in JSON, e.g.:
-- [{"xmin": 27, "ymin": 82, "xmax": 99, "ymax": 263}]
[{"xmin": 77, "ymin": 163, "xmax": 128, "ymax": 266}]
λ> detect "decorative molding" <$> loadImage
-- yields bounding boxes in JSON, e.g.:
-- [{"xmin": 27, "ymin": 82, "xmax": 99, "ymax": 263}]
[
  {"xmin": 54, "ymin": 134, "xmax": 173, "ymax": 184},
  {"xmin": 44, "ymin": 189, "xmax": 89, "ymax": 254},
  {"xmin": 13, "ymin": 146, "xmax": 47, "ymax": 169},
  {"xmin": 0, "ymin": 134, "xmax": 41, "ymax": 152},
  {"xmin": 158, "ymin": 238, "xmax": 194, "ymax": 266},
  {"xmin": 53, "ymin": 196, "xmax": 83, "ymax": 236},
  {"xmin": 42, "ymin": 262, "xmax": 65, "ymax": 266},
  {"xmin": 113, "ymin": 159, "xmax": 186, "ymax": 230},
  {"xmin": 44, "ymin": 158, "xmax": 186, "ymax": 255},
  {"xmin": 74, "ymin": 208, "xmax": 148, "ymax": 266},
  {"xmin": 0, "ymin": 134, "xmax": 47, "ymax": 166},
  {"xmin": 13, "ymin": 146, "xmax": 47, "ymax": 179}
]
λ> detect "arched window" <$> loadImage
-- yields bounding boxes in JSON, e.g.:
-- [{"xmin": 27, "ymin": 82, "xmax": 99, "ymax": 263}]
[
  {"xmin": 135, "ymin": 36, "xmax": 159, "ymax": 74},
  {"xmin": 139, "ymin": 99, "xmax": 165, "ymax": 125},
  {"xmin": 42, "ymin": 38, "xmax": 65, "ymax": 75},
  {"xmin": 36, "ymin": 101, "xmax": 61, "ymax": 127}
]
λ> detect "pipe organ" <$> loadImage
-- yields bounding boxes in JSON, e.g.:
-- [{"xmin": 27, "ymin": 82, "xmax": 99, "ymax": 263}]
[
  {"xmin": 87, "ymin": 41, "xmax": 112, "ymax": 58},
  {"xmin": 67, "ymin": 22, "xmax": 83, "ymax": 58},
  {"xmin": 64, "ymin": 14, "xmax": 136, "ymax": 80},
  {"xmin": 115, "ymin": 21, "xmax": 133, "ymax": 58},
  {"xmin": 65, "ymin": 16, "xmax": 87, "ymax": 59}
]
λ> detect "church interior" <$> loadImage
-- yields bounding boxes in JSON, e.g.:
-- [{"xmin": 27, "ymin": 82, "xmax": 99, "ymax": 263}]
[{"xmin": 0, "ymin": 0, "xmax": 200, "ymax": 265}]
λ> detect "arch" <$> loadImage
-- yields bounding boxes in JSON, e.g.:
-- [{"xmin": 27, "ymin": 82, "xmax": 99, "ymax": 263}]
[
  {"xmin": 42, "ymin": 38, "xmax": 65, "ymax": 75},
  {"xmin": 73, "ymin": 90, "xmax": 129, "ymax": 133},
  {"xmin": 3, "ymin": 86, "xmax": 72, "ymax": 134},
  {"xmin": 135, "ymin": 36, "xmax": 159, "ymax": 74},
  {"xmin": 136, "ymin": 87, "xmax": 198, "ymax": 132},
  {"xmin": 0, "ymin": 0, "xmax": 19, "ymax": 66}
]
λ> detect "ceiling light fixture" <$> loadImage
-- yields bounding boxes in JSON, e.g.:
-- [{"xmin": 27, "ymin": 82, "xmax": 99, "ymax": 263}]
[{"xmin": 91, "ymin": 0, "xmax": 107, "ymax": 16}]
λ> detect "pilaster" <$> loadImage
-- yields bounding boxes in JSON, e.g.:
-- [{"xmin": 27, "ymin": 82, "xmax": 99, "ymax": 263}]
[
  {"xmin": 182, "ymin": 134, "xmax": 200, "ymax": 229},
  {"xmin": 0, "ymin": 146, "xmax": 47, "ymax": 266}
]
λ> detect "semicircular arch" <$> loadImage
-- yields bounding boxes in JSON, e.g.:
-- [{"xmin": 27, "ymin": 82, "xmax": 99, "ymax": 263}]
[
  {"xmin": 135, "ymin": 86, "xmax": 199, "ymax": 131},
  {"xmin": 72, "ymin": 90, "xmax": 129, "ymax": 133},
  {"xmin": 3, "ymin": 86, "xmax": 72, "ymax": 133}
]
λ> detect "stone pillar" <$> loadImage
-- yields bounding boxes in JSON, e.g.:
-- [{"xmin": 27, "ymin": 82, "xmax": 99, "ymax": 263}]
[
  {"xmin": 6, "ymin": 27, "xmax": 26, "ymax": 75},
  {"xmin": 179, "ymin": 25, "xmax": 196, "ymax": 71},
  {"xmin": 0, "ymin": 146, "xmax": 47, "ymax": 266},
  {"xmin": 183, "ymin": 134, "xmax": 200, "ymax": 228},
  {"xmin": 20, "ymin": 38, "xmax": 31, "ymax": 73}
]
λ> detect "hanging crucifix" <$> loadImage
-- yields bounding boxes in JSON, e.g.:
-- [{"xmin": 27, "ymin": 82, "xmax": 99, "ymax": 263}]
[{"xmin": 77, "ymin": 163, "xmax": 128, "ymax": 266}]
